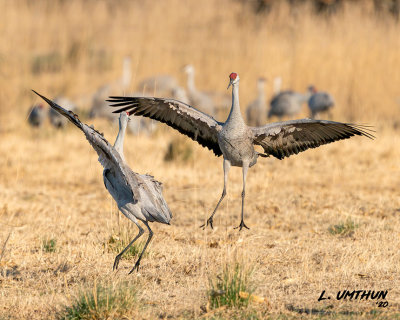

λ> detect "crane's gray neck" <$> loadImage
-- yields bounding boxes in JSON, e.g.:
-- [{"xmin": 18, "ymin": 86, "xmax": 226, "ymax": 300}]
[
  {"xmin": 186, "ymin": 70, "xmax": 196, "ymax": 93},
  {"xmin": 114, "ymin": 116, "xmax": 128, "ymax": 161},
  {"xmin": 273, "ymin": 77, "xmax": 281, "ymax": 95},
  {"xmin": 257, "ymin": 82, "xmax": 265, "ymax": 101},
  {"xmin": 226, "ymin": 82, "xmax": 244, "ymax": 124},
  {"xmin": 122, "ymin": 58, "xmax": 131, "ymax": 90}
]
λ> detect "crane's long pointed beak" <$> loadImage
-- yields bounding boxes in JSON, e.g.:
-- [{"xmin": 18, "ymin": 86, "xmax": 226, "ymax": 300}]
[{"xmin": 227, "ymin": 80, "xmax": 232, "ymax": 90}]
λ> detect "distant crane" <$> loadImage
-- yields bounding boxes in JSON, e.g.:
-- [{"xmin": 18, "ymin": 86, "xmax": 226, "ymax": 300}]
[
  {"xmin": 268, "ymin": 87, "xmax": 311, "ymax": 119},
  {"xmin": 90, "ymin": 56, "xmax": 132, "ymax": 121},
  {"xmin": 27, "ymin": 103, "xmax": 45, "ymax": 127},
  {"xmin": 273, "ymin": 76, "xmax": 282, "ymax": 95},
  {"xmin": 183, "ymin": 65, "xmax": 231, "ymax": 117},
  {"xmin": 308, "ymin": 85, "xmax": 335, "ymax": 119},
  {"xmin": 137, "ymin": 75, "xmax": 179, "ymax": 96},
  {"xmin": 183, "ymin": 64, "xmax": 216, "ymax": 116},
  {"xmin": 246, "ymin": 77, "xmax": 267, "ymax": 127},
  {"xmin": 33, "ymin": 90, "xmax": 172, "ymax": 273},
  {"xmin": 171, "ymin": 86, "xmax": 190, "ymax": 105},
  {"xmin": 49, "ymin": 97, "xmax": 76, "ymax": 128},
  {"xmin": 108, "ymin": 72, "xmax": 374, "ymax": 230}
]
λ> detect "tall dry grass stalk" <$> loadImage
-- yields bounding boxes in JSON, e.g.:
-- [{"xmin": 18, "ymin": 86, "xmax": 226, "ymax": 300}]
[{"xmin": 0, "ymin": 0, "xmax": 399, "ymax": 126}]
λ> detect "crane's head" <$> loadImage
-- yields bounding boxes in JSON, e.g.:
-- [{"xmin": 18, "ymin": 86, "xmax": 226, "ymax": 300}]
[
  {"xmin": 119, "ymin": 111, "xmax": 131, "ymax": 125},
  {"xmin": 183, "ymin": 64, "xmax": 194, "ymax": 75},
  {"xmin": 308, "ymin": 85, "xmax": 317, "ymax": 94},
  {"xmin": 227, "ymin": 72, "xmax": 239, "ymax": 89}
]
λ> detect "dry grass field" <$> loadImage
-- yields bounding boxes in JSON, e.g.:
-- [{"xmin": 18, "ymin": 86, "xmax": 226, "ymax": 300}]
[{"xmin": 1, "ymin": 0, "xmax": 400, "ymax": 319}]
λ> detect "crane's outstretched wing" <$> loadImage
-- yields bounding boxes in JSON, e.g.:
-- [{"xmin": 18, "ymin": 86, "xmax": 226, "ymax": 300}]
[
  {"xmin": 32, "ymin": 90, "xmax": 141, "ymax": 202},
  {"xmin": 107, "ymin": 96, "xmax": 223, "ymax": 156},
  {"xmin": 251, "ymin": 119, "xmax": 375, "ymax": 160}
]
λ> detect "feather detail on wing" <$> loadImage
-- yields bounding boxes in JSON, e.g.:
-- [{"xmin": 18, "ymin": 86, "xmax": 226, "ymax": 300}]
[
  {"xmin": 107, "ymin": 96, "xmax": 223, "ymax": 157},
  {"xmin": 32, "ymin": 90, "xmax": 141, "ymax": 202},
  {"xmin": 251, "ymin": 119, "xmax": 375, "ymax": 160}
]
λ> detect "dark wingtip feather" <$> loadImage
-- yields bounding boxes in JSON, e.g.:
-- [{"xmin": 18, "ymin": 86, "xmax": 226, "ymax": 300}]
[
  {"xmin": 32, "ymin": 90, "xmax": 53, "ymax": 106},
  {"xmin": 347, "ymin": 124, "xmax": 376, "ymax": 140}
]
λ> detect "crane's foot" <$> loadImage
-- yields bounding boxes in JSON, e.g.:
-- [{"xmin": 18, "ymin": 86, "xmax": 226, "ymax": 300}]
[
  {"xmin": 113, "ymin": 254, "xmax": 122, "ymax": 271},
  {"xmin": 200, "ymin": 216, "xmax": 214, "ymax": 230},
  {"xmin": 128, "ymin": 259, "xmax": 141, "ymax": 274},
  {"xmin": 234, "ymin": 220, "xmax": 250, "ymax": 231}
]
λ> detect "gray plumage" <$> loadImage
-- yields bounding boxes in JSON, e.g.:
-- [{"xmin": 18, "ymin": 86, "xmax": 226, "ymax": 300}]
[
  {"xmin": 90, "ymin": 57, "xmax": 132, "ymax": 121},
  {"xmin": 49, "ymin": 97, "xmax": 76, "ymax": 128},
  {"xmin": 183, "ymin": 64, "xmax": 216, "ymax": 117},
  {"xmin": 246, "ymin": 78, "xmax": 266, "ymax": 127},
  {"xmin": 137, "ymin": 75, "xmax": 179, "ymax": 96},
  {"xmin": 28, "ymin": 103, "xmax": 45, "ymax": 127},
  {"xmin": 108, "ymin": 73, "xmax": 374, "ymax": 230},
  {"xmin": 171, "ymin": 86, "xmax": 190, "ymax": 104},
  {"xmin": 268, "ymin": 89, "xmax": 310, "ymax": 119},
  {"xmin": 32, "ymin": 90, "xmax": 171, "ymax": 273},
  {"xmin": 308, "ymin": 86, "xmax": 335, "ymax": 119}
]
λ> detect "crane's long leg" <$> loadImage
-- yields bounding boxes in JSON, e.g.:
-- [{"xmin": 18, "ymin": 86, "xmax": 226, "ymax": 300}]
[
  {"xmin": 113, "ymin": 220, "xmax": 144, "ymax": 271},
  {"xmin": 129, "ymin": 221, "xmax": 153, "ymax": 274},
  {"xmin": 201, "ymin": 158, "xmax": 231, "ymax": 229},
  {"xmin": 235, "ymin": 161, "xmax": 250, "ymax": 231}
]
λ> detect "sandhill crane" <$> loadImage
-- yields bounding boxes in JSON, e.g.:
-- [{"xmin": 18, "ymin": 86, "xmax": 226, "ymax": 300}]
[
  {"xmin": 171, "ymin": 86, "xmax": 190, "ymax": 105},
  {"xmin": 183, "ymin": 64, "xmax": 216, "ymax": 117},
  {"xmin": 27, "ymin": 103, "xmax": 45, "ymax": 127},
  {"xmin": 90, "ymin": 56, "xmax": 132, "ymax": 121},
  {"xmin": 32, "ymin": 90, "xmax": 172, "ymax": 273},
  {"xmin": 308, "ymin": 85, "xmax": 335, "ymax": 119},
  {"xmin": 108, "ymin": 72, "xmax": 374, "ymax": 230},
  {"xmin": 183, "ymin": 65, "xmax": 231, "ymax": 117},
  {"xmin": 273, "ymin": 76, "xmax": 282, "ymax": 95},
  {"xmin": 246, "ymin": 78, "xmax": 267, "ymax": 127},
  {"xmin": 268, "ymin": 88, "xmax": 311, "ymax": 119},
  {"xmin": 137, "ymin": 75, "xmax": 179, "ymax": 96},
  {"xmin": 49, "ymin": 97, "xmax": 76, "ymax": 128}
]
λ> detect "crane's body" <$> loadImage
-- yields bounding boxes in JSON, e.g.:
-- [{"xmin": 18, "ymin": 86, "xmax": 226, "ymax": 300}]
[
  {"xmin": 184, "ymin": 64, "xmax": 216, "ymax": 117},
  {"xmin": 90, "ymin": 57, "xmax": 132, "ymax": 121},
  {"xmin": 246, "ymin": 78, "xmax": 266, "ymax": 127},
  {"xmin": 108, "ymin": 73, "xmax": 373, "ymax": 230},
  {"xmin": 49, "ymin": 97, "xmax": 76, "ymax": 128},
  {"xmin": 269, "ymin": 90, "xmax": 310, "ymax": 119},
  {"xmin": 28, "ymin": 103, "xmax": 45, "ymax": 127},
  {"xmin": 33, "ymin": 90, "xmax": 171, "ymax": 273},
  {"xmin": 308, "ymin": 86, "xmax": 335, "ymax": 119}
]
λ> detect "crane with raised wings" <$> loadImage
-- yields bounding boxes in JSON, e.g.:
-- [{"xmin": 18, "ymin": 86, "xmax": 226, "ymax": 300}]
[{"xmin": 108, "ymin": 73, "xmax": 374, "ymax": 230}]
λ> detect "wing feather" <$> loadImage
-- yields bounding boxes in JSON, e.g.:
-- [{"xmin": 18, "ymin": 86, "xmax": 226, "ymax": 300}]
[
  {"xmin": 32, "ymin": 90, "xmax": 141, "ymax": 202},
  {"xmin": 107, "ymin": 96, "xmax": 223, "ymax": 156},
  {"xmin": 251, "ymin": 119, "xmax": 375, "ymax": 160}
]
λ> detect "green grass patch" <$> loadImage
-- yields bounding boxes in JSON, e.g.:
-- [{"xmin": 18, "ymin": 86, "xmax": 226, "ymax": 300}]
[
  {"xmin": 208, "ymin": 263, "xmax": 254, "ymax": 310},
  {"xmin": 42, "ymin": 238, "xmax": 57, "ymax": 253},
  {"xmin": 59, "ymin": 281, "xmax": 137, "ymax": 320},
  {"xmin": 328, "ymin": 218, "xmax": 359, "ymax": 236}
]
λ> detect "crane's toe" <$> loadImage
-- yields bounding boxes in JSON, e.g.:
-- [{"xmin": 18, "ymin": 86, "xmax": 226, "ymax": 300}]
[
  {"xmin": 234, "ymin": 220, "xmax": 250, "ymax": 231},
  {"xmin": 200, "ymin": 217, "xmax": 214, "ymax": 230},
  {"xmin": 113, "ymin": 254, "xmax": 122, "ymax": 271},
  {"xmin": 128, "ymin": 260, "xmax": 141, "ymax": 274}
]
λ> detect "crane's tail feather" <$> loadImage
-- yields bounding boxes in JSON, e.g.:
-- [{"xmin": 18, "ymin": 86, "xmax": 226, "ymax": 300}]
[{"xmin": 32, "ymin": 90, "xmax": 82, "ymax": 129}]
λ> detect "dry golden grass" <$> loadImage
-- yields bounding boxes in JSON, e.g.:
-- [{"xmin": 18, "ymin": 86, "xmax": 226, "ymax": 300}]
[{"xmin": 1, "ymin": 0, "xmax": 400, "ymax": 319}]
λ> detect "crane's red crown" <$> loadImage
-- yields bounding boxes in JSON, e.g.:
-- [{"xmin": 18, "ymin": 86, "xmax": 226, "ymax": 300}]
[{"xmin": 229, "ymin": 72, "xmax": 238, "ymax": 80}]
